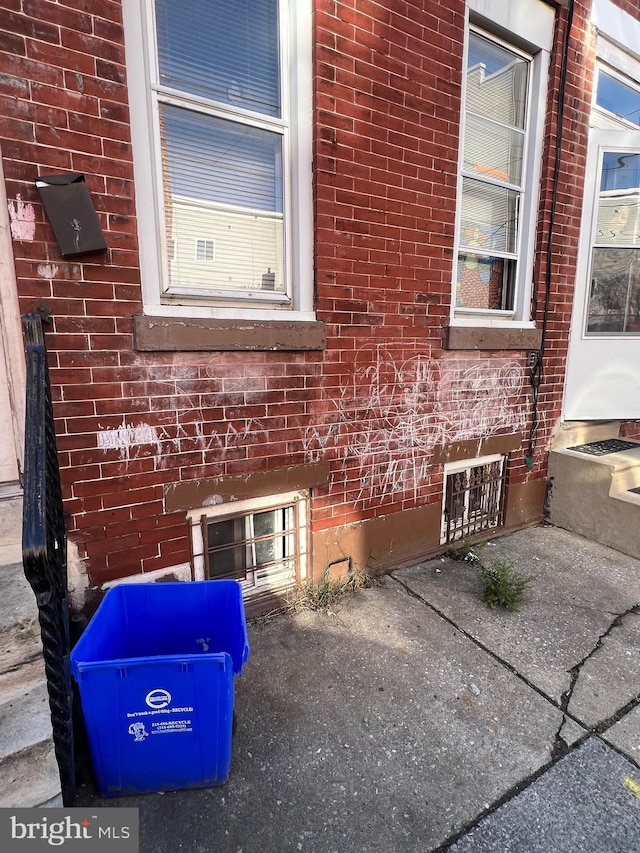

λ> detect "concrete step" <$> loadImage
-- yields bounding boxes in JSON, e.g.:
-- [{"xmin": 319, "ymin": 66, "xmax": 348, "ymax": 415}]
[
  {"xmin": 0, "ymin": 495, "xmax": 62, "ymax": 807},
  {"xmin": 0, "ymin": 495, "xmax": 22, "ymax": 566},
  {"xmin": 550, "ymin": 420, "xmax": 621, "ymax": 450},
  {"xmin": 0, "ymin": 682, "xmax": 61, "ymax": 808},
  {"xmin": 0, "ymin": 560, "xmax": 39, "ymax": 631},
  {"xmin": 0, "ymin": 620, "xmax": 46, "ymax": 704},
  {"xmin": 547, "ymin": 439, "xmax": 640, "ymax": 559}
]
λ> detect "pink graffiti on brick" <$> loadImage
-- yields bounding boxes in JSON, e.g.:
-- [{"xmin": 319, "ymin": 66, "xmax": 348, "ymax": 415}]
[{"xmin": 8, "ymin": 195, "xmax": 36, "ymax": 241}]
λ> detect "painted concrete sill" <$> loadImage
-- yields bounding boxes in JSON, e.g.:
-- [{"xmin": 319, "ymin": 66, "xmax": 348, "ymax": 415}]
[
  {"xmin": 133, "ymin": 315, "xmax": 327, "ymax": 352},
  {"xmin": 446, "ymin": 325, "xmax": 543, "ymax": 351}
]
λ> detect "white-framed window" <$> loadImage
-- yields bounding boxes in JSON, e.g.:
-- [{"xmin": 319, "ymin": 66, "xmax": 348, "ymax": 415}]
[
  {"xmin": 187, "ymin": 491, "xmax": 308, "ymax": 600},
  {"xmin": 195, "ymin": 238, "xmax": 215, "ymax": 263},
  {"xmin": 452, "ymin": 0, "xmax": 552, "ymax": 327},
  {"xmin": 122, "ymin": 0, "xmax": 313, "ymax": 321},
  {"xmin": 441, "ymin": 454, "xmax": 507, "ymax": 545},
  {"xmin": 583, "ymin": 21, "xmax": 640, "ymax": 336},
  {"xmin": 594, "ymin": 65, "xmax": 640, "ymax": 130}
]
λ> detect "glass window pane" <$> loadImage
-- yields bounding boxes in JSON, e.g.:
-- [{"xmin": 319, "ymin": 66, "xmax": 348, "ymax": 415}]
[
  {"xmin": 207, "ymin": 518, "xmax": 247, "ymax": 578},
  {"xmin": 163, "ymin": 105, "xmax": 283, "ymax": 212},
  {"xmin": 596, "ymin": 153, "xmax": 640, "ymax": 248},
  {"xmin": 253, "ymin": 507, "xmax": 292, "ymax": 566},
  {"xmin": 587, "ymin": 248, "xmax": 640, "ymax": 333},
  {"xmin": 597, "ymin": 71, "xmax": 640, "ymax": 128},
  {"xmin": 155, "ymin": 0, "xmax": 281, "ymax": 117},
  {"xmin": 456, "ymin": 252, "xmax": 516, "ymax": 310},
  {"xmin": 464, "ymin": 115, "xmax": 524, "ymax": 186},
  {"xmin": 459, "ymin": 177, "xmax": 519, "ymax": 254},
  {"xmin": 162, "ymin": 105, "xmax": 284, "ymax": 292},
  {"xmin": 600, "ymin": 151, "xmax": 640, "ymax": 193},
  {"xmin": 466, "ymin": 33, "xmax": 528, "ymax": 129}
]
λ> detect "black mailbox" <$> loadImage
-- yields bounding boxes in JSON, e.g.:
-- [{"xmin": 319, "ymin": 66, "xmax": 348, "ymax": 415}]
[{"xmin": 35, "ymin": 173, "xmax": 108, "ymax": 259}]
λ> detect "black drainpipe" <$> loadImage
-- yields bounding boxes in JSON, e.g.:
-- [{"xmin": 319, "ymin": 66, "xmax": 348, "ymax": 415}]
[{"xmin": 526, "ymin": 0, "xmax": 576, "ymax": 467}]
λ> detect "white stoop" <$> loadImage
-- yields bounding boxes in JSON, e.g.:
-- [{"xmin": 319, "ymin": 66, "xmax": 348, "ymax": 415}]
[
  {"xmin": 547, "ymin": 422, "xmax": 640, "ymax": 559},
  {"xmin": 0, "ymin": 495, "xmax": 62, "ymax": 807}
]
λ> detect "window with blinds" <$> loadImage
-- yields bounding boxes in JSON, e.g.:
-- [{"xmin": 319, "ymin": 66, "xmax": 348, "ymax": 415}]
[
  {"xmin": 123, "ymin": 0, "xmax": 312, "ymax": 316},
  {"xmin": 455, "ymin": 29, "xmax": 532, "ymax": 317},
  {"xmin": 153, "ymin": 0, "xmax": 286, "ymax": 300}
]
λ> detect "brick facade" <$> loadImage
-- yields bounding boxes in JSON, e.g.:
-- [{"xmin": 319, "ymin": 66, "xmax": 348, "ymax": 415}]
[{"xmin": 0, "ymin": 0, "xmax": 633, "ymax": 603}]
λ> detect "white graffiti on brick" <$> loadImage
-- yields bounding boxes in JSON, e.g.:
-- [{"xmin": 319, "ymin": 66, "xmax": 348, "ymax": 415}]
[
  {"xmin": 303, "ymin": 345, "xmax": 528, "ymax": 506},
  {"xmin": 97, "ymin": 421, "xmax": 162, "ymax": 461},
  {"xmin": 123, "ymin": 366, "xmax": 268, "ymax": 471}
]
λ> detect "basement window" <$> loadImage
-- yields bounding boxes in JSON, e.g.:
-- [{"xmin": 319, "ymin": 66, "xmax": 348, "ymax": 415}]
[
  {"xmin": 441, "ymin": 454, "xmax": 507, "ymax": 545},
  {"xmin": 187, "ymin": 491, "xmax": 308, "ymax": 600}
]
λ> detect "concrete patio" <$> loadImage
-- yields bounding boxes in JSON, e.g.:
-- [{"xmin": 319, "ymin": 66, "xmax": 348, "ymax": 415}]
[{"xmin": 74, "ymin": 524, "xmax": 640, "ymax": 852}]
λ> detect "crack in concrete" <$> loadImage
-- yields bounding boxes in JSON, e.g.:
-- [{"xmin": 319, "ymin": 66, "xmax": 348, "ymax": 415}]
[
  {"xmin": 391, "ymin": 574, "xmax": 640, "ymax": 846},
  {"xmin": 389, "ymin": 572, "xmax": 575, "ymax": 720},
  {"xmin": 594, "ymin": 692, "xmax": 640, "ymax": 736},
  {"xmin": 431, "ymin": 736, "xmax": 590, "ymax": 852},
  {"xmin": 550, "ymin": 715, "xmax": 570, "ymax": 761},
  {"xmin": 559, "ymin": 603, "xmax": 640, "ymax": 718}
]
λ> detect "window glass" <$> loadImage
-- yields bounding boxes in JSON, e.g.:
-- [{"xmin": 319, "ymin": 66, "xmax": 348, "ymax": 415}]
[
  {"xmin": 207, "ymin": 517, "xmax": 246, "ymax": 578},
  {"xmin": 466, "ymin": 36, "xmax": 528, "ymax": 128},
  {"xmin": 162, "ymin": 105, "xmax": 285, "ymax": 293},
  {"xmin": 195, "ymin": 239, "xmax": 215, "ymax": 261},
  {"xmin": 459, "ymin": 178, "xmax": 518, "ymax": 254},
  {"xmin": 155, "ymin": 0, "xmax": 281, "ymax": 117},
  {"xmin": 596, "ymin": 71, "xmax": 640, "ymax": 128},
  {"xmin": 463, "ymin": 115, "xmax": 524, "ymax": 185},
  {"xmin": 204, "ymin": 502, "xmax": 297, "ymax": 585},
  {"xmin": 124, "ymin": 0, "xmax": 314, "ymax": 315},
  {"xmin": 455, "ymin": 31, "xmax": 530, "ymax": 315},
  {"xmin": 587, "ymin": 151, "xmax": 640, "ymax": 334}
]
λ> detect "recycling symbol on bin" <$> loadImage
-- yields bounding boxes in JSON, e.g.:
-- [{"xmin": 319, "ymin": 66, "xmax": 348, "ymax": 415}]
[{"xmin": 145, "ymin": 688, "xmax": 172, "ymax": 709}]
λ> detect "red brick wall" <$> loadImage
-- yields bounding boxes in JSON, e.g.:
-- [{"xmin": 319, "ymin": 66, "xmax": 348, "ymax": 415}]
[
  {"xmin": 312, "ymin": 0, "xmax": 465, "ymax": 526},
  {"xmin": 0, "ymin": 0, "xmax": 615, "ymax": 588}
]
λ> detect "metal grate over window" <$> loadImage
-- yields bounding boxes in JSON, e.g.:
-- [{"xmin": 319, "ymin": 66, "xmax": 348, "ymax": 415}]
[
  {"xmin": 441, "ymin": 455, "xmax": 507, "ymax": 545},
  {"xmin": 188, "ymin": 491, "xmax": 308, "ymax": 604},
  {"xmin": 202, "ymin": 501, "xmax": 298, "ymax": 587}
]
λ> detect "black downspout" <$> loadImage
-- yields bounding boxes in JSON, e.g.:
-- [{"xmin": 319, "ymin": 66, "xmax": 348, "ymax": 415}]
[{"xmin": 526, "ymin": 0, "xmax": 576, "ymax": 466}]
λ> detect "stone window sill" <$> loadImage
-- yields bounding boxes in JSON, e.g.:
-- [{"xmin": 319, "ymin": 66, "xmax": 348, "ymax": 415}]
[
  {"xmin": 445, "ymin": 326, "xmax": 542, "ymax": 351},
  {"xmin": 134, "ymin": 315, "xmax": 327, "ymax": 352}
]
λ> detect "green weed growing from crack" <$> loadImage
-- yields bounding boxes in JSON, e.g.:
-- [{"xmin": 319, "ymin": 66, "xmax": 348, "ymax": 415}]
[{"xmin": 480, "ymin": 557, "xmax": 532, "ymax": 612}]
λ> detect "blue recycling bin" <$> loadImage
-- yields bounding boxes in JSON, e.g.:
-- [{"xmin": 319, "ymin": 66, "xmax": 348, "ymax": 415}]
[{"xmin": 71, "ymin": 580, "xmax": 249, "ymax": 797}]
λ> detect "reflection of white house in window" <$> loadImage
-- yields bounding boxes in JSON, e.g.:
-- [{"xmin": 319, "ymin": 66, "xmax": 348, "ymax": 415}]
[
  {"xmin": 122, "ymin": 0, "xmax": 313, "ymax": 315},
  {"xmin": 588, "ymin": 179, "xmax": 640, "ymax": 334},
  {"xmin": 168, "ymin": 197, "xmax": 284, "ymax": 292}
]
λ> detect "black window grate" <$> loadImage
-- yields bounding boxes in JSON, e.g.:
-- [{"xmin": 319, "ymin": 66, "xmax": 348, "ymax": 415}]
[{"xmin": 442, "ymin": 457, "xmax": 507, "ymax": 545}]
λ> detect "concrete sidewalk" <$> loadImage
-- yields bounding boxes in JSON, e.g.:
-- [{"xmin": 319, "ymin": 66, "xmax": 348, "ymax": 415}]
[{"xmin": 76, "ymin": 524, "xmax": 640, "ymax": 852}]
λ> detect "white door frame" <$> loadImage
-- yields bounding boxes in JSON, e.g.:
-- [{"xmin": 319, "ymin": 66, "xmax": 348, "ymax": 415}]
[
  {"xmin": 563, "ymin": 129, "xmax": 640, "ymax": 420},
  {"xmin": 0, "ymin": 145, "xmax": 26, "ymax": 490}
]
